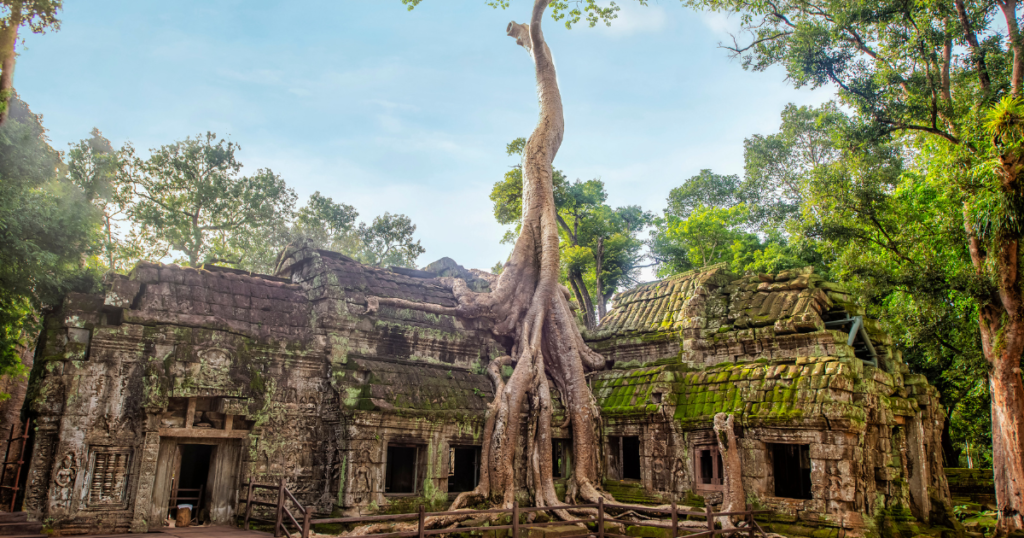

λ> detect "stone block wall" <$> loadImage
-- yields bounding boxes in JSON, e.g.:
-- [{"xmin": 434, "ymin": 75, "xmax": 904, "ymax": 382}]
[
  {"xmin": 585, "ymin": 265, "xmax": 956, "ymax": 537},
  {"xmin": 21, "ymin": 248, "xmax": 505, "ymax": 533}
]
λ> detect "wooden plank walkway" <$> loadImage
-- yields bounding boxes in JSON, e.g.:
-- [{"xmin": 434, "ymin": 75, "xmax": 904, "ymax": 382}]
[
  {"xmin": 158, "ymin": 525, "xmax": 274, "ymax": 538},
  {"xmin": 73, "ymin": 525, "xmax": 272, "ymax": 538}
]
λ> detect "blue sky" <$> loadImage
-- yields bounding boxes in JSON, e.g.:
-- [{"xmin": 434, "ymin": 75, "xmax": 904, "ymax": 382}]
[{"xmin": 15, "ymin": 0, "xmax": 827, "ymax": 273}]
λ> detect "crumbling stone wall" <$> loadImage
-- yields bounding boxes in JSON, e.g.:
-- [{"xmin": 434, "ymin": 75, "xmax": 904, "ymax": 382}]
[
  {"xmin": 21, "ymin": 252, "xmax": 955, "ymax": 538},
  {"xmin": 585, "ymin": 265, "xmax": 955, "ymax": 537},
  {"xmin": 22, "ymin": 247, "xmax": 504, "ymax": 534}
]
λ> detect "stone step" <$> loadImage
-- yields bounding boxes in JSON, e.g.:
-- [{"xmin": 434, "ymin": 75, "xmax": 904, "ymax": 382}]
[
  {"xmin": 0, "ymin": 521, "xmax": 43, "ymax": 536},
  {"xmin": 0, "ymin": 515, "xmax": 26, "ymax": 524}
]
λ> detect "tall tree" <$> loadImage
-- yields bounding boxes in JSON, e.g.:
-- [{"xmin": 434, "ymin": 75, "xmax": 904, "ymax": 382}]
[
  {"xmin": 370, "ymin": 0, "xmax": 627, "ymax": 514},
  {"xmin": 0, "ymin": 97, "xmax": 100, "ymax": 376},
  {"xmin": 743, "ymin": 102, "xmax": 992, "ymax": 471},
  {"xmin": 66, "ymin": 129, "xmax": 159, "ymax": 273},
  {"xmin": 124, "ymin": 132, "xmax": 296, "ymax": 268},
  {"xmin": 0, "ymin": 1, "xmax": 60, "ymax": 126},
  {"xmin": 577, "ymin": 204, "xmax": 653, "ymax": 319},
  {"xmin": 677, "ymin": 0, "xmax": 1024, "ymax": 516},
  {"xmin": 356, "ymin": 212, "xmax": 425, "ymax": 268}
]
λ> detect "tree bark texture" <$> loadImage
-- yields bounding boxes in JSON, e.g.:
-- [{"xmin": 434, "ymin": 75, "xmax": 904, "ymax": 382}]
[
  {"xmin": 713, "ymin": 413, "xmax": 743, "ymax": 529},
  {"xmin": 0, "ymin": 0, "xmax": 23, "ymax": 127},
  {"xmin": 367, "ymin": 0, "xmax": 612, "ymax": 511},
  {"xmin": 570, "ymin": 270, "xmax": 596, "ymax": 330},
  {"xmin": 595, "ymin": 236, "xmax": 605, "ymax": 321},
  {"xmin": 973, "ymin": 142, "xmax": 1024, "ymax": 534}
]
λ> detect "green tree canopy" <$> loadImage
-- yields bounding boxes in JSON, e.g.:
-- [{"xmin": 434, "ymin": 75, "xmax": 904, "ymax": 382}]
[
  {"xmin": 356, "ymin": 212, "xmax": 426, "ymax": 268},
  {"xmin": 123, "ymin": 132, "xmax": 297, "ymax": 269},
  {"xmin": 0, "ymin": 97, "xmax": 101, "ymax": 374}
]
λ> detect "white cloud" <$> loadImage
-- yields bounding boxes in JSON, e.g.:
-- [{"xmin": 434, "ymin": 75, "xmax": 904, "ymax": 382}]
[
  {"xmin": 594, "ymin": 3, "xmax": 669, "ymax": 37},
  {"xmin": 698, "ymin": 11, "xmax": 742, "ymax": 40}
]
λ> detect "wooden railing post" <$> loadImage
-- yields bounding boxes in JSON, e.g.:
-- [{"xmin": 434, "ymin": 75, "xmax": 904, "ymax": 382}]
[
  {"xmin": 244, "ymin": 481, "xmax": 254, "ymax": 530},
  {"xmin": 302, "ymin": 505, "xmax": 312, "ymax": 538},
  {"xmin": 275, "ymin": 478, "xmax": 286, "ymax": 538},
  {"xmin": 512, "ymin": 501, "xmax": 519, "ymax": 538},
  {"xmin": 745, "ymin": 504, "xmax": 754, "ymax": 538},
  {"xmin": 671, "ymin": 501, "xmax": 677, "ymax": 538},
  {"xmin": 706, "ymin": 504, "xmax": 714, "ymax": 536},
  {"xmin": 597, "ymin": 498, "xmax": 604, "ymax": 538},
  {"xmin": 418, "ymin": 504, "xmax": 425, "ymax": 538}
]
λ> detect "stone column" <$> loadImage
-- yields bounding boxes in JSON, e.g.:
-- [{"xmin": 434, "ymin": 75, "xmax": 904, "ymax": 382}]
[{"xmin": 130, "ymin": 431, "xmax": 160, "ymax": 533}]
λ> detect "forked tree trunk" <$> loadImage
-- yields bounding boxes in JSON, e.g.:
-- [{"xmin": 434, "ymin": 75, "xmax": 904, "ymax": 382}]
[
  {"xmin": 367, "ymin": 0, "xmax": 611, "ymax": 511},
  {"xmin": 570, "ymin": 270, "xmax": 597, "ymax": 330}
]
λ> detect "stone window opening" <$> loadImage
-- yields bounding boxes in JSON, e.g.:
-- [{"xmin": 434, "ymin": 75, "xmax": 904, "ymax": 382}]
[
  {"xmin": 694, "ymin": 445, "xmax": 724, "ymax": 492},
  {"xmin": 552, "ymin": 439, "xmax": 572, "ymax": 479},
  {"xmin": 448, "ymin": 446, "xmax": 480, "ymax": 493},
  {"xmin": 769, "ymin": 443, "xmax": 812, "ymax": 499},
  {"xmin": 385, "ymin": 444, "xmax": 424, "ymax": 495},
  {"xmin": 608, "ymin": 436, "xmax": 641, "ymax": 481},
  {"xmin": 86, "ymin": 447, "xmax": 132, "ymax": 509}
]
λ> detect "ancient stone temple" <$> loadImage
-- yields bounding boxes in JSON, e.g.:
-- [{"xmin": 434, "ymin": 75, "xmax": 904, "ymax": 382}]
[
  {"xmin": 584, "ymin": 264, "xmax": 954, "ymax": 535},
  {"xmin": 19, "ymin": 247, "xmax": 953, "ymax": 537}
]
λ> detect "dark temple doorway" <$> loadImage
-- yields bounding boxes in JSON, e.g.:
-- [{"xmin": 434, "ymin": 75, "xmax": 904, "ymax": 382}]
[
  {"xmin": 171, "ymin": 444, "xmax": 213, "ymax": 523},
  {"xmin": 448, "ymin": 447, "xmax": 480, "ymax": 493}
]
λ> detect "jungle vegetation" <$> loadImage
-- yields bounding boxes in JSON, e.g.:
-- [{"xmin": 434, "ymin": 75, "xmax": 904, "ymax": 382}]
[{"xmin": 0, "ymin": 0, "xmax": 1016, "ymax": 527}]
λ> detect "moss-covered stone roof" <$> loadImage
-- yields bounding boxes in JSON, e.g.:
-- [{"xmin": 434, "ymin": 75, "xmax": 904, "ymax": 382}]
[
  {"xmin": 592, "ymin": 365, "xmax": 670, "ymax": 417},
  {"xmin": 594, "ymin": 265, "xmax": 842, "ymax": 339},
  {"xmin": 595, "ymin": 264, "xmax": 734, "ymax": 335},
  {"xmin": 592, "ymin": 353, "xmax": 935, "ymax": 430}
]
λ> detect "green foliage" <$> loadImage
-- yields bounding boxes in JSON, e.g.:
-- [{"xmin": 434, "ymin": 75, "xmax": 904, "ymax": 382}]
[
  {"xmin": 490, "ymin": 138, "xmax": 653, "ymax": 323},
  {"xmin": 124, "ymin": 132, "xmax": 297, "ymax": 268},
  {"xmin": 665, "ymin": 169, "xmax": 741, "ymax": 219},
  {"xmin": 652, "ymin": 205, "xmax": 754, "ymax": 275},
  {"xmin": 356, "ymin": 212, "xmax": 426, "ymax": 268},
  {"xmin": 401, "ymin": 0, "xmax": 627, "ymax": 28},
  {"xmin": 297, "ymin": 191, "xmax": 358, "ymax": 238},
  {"xmin": 1, "ymin": 1, "xmax": 62, "ymax": 34},
  {"xmin": 650, "ymin": 161, "xmax": 819, "ymax": 277},
  {"xmin": 0, "ymin": 97, "xmax": 102, "ymax": 376},
  {"xmin": 65, "ymin": 129, "xmax": 155, "ymax": 273}
]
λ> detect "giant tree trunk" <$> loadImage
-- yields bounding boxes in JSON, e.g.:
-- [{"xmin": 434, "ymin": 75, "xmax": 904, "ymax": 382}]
[
  {"xmin": 368, "ymin": 0, "xmax": 610, "ymax": 510},
  {"xmin": 979, "ymin": 294, "xmax": 1024, "ymax": 534},
  {"xmin": 990, "ymin": 356, "xmax": 1024, "ymax": 532},
  {"xmin": 0, "ymin": 0, "xmax": 23, "ymax": 127},
  {"xmin": 973, "ymin": 139, "xmax": 1024, "ymax": 534}
]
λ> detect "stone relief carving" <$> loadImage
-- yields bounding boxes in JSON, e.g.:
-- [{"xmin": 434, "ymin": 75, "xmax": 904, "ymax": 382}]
[
  {"xmin": 195, "ymin": 348, "xmax": 232, "ymax": 388},
  {"xmin": 52, "ymin": 452, "xmax": 78, "ymax": 511},
  {"xmin": 54, "ymin": 453, "xmax": 78, "ymax": 488}
]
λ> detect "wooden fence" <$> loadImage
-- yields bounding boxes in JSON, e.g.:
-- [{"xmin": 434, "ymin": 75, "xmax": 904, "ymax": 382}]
[{"xmin": 239, "ymin": 480, "xmax": 772, "ymax": 538}]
